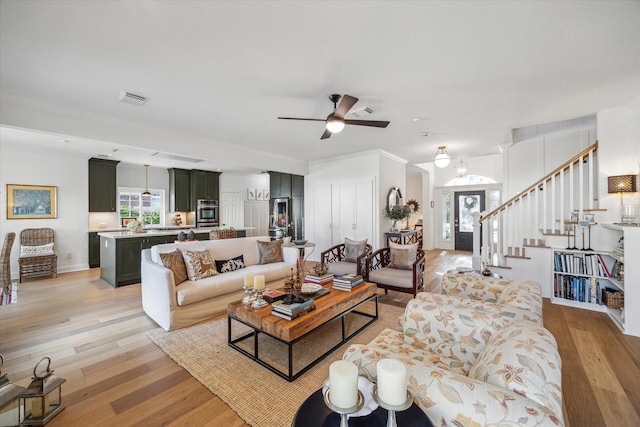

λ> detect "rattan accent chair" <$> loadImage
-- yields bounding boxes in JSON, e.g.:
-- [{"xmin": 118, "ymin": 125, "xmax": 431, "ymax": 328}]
[
  {"xmin": 366, "ymin": 247, "xmax": 425, "ymax": 297},
  {"xmin": 1, "ymin": 232, "xmax": 16, "ymax": 291},
  {"xmin": 18, "ymin": 228, "xmax": 57, "ymax": 282}
]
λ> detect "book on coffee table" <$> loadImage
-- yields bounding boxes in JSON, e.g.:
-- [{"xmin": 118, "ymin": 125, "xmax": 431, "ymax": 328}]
[
  {"xmin": 272, "ymin": 297, "xmax": 314, "ymax": 314},
  {"xmin": 271, "ymin": 304, "xmax": 316, "ymax": 320},
  {"xmin": 263, "ymin": 288, "xmax": 286, "ymax": 303}
]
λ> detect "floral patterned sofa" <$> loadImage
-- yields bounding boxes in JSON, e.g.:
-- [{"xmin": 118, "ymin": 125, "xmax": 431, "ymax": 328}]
[
  {"xmin": 439, "ymin": 272, "xmax": 543, "ymax": 322},
  {"xmin": 342, "ymin": 293, "xmax": 563, "ymax": 426}
]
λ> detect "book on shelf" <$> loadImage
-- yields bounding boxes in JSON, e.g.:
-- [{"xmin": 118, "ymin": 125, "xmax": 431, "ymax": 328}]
[
  {"xmin": 304, "ymin": 273, "xmax": 334, "ymax": 283},
  {"xmin": 262, "ymin": 288, "xmax": 287, "ymax": 303},
  {"xmin": 271, "ymin": 304, "xmax": 316, "ymax": 320},
  {"xmin": 272, "ymin": 297, "xmax": 314, "ymax": 314}
]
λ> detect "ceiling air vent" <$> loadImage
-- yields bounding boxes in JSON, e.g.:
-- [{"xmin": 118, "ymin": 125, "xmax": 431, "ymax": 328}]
[
  {"xmin": 147, "ymin": 151, "xmax": 205, "ymax": 163},
  {"xmin": 118, "ymin": 91, "xmax": 147, "ymax": 106},
  {"xmin": 350, "ymin": 106, "xmax": 373, "ymax": 118}
]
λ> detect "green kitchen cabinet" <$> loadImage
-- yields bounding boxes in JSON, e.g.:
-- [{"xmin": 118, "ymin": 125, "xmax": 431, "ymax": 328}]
[
  {"xmin": 89, "ymin": 158, "xmax": 120, "ymax": 212},
  {"xmin": 291, "ymin": 196, "xmax": 304, "ymax": 240},
  {"xmin": 88, "ymin": 232, "xmax": 101, "ymax": 268},
  {"xmin": 269, "ymin": 171, "xmax": 292, "ymax": 198},
  {"xmin": 190, "ymin": 170, "xmax": 220, "ymax": 209},
  {"xmin": 292, "ymin": 174, "xmax": 304, "ymax": 197},
  {"xmin": 168, "ymin": 168, "xmax": 191, "ymax": 212},
  {"xmin": 101, "ymin": 233, "xmax": 211, "ymax": 287}
]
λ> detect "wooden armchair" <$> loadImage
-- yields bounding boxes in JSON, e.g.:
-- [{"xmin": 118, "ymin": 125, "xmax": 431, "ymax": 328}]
[
  {"xmin": 320, "ymin": 243, "xmax": 372, "ymax": 277},
  {"xmin": 18, "ymin": 228, "xmax": 57, "ymax": 282},
  {"xmin": 366, "ymin": 247, "xmax": 425, "ymax": 297},
  {"xmin": 1, "ymin": 232, "xmax": 16, "ymax": 290}
]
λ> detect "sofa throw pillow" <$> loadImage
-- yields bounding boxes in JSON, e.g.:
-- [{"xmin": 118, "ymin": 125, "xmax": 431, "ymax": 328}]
[
  {"xmin": 257, "ymin": 240, "xmax": 284, "ymax": 264},
  {"xmin": 389, "ymin": 242, "xmax": 418, "ymax": 270},
  {"xmin": 20, "ymin": 243, "xmax": 54, "ymax": 257},
  {"xmin": 182, "ymin": 249, "xmax": 218, "ymax": 281},
  {"xmin": 159, "ymin": 249, "xmax": 189, "ymax": 285},
  {"xmin": 215, "ymin": 255, "xmax": 245, "ymax": 273},
  {"xmin": 344, "ymin": 237, "xmax": 367, "ymax": 262}
]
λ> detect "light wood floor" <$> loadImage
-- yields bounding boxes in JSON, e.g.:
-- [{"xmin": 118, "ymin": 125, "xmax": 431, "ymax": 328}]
[{"xmin": 1, "ymin": 250, "xmax": 639, "ymax": 426}]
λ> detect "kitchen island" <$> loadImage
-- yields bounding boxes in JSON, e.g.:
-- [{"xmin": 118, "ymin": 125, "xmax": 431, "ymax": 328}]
[{"xmin": 98, "ymin": 227, "xmax": 250, "ymax": 287}]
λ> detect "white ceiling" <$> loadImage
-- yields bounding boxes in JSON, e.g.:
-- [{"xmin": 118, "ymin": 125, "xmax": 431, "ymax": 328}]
[{"xmin": 1, "ymin": 1, "xmax": 639, "ymax": 175}]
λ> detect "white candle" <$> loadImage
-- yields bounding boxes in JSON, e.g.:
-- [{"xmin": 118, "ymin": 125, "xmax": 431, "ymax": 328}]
[
  {"xmin": 329, "ymin": 360, "xmax": 359, "ymax": 408},
  {"xmin": 377, "ymin": 358, "xmax": 407, "ymax": 405},
  {"xmin": 253, "ymin": 275, "xmax": 265, "ymax": 290},
  {"xmin": 244, "ymin": 273, "xmax": 255, "ymax": 288}
]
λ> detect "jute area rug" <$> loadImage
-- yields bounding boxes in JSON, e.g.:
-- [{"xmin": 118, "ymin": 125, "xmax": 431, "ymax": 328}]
[{"xmin": 147, "ymin": 302, "xmax": 404, "ymax": 427}]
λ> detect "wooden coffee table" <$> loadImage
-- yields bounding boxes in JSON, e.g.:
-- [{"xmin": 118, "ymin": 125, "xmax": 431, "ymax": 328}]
[{"xmin": 227, "ymin": 282, "xmax": 378, "ymax": 382}]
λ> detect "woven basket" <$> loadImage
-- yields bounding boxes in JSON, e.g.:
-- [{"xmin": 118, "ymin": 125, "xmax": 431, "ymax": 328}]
[
  {"xmin": 210, "ymin": 227, "xmax": 237, "ymax": 240},
  {"xmin": 603, "ymin": 289, "xmax": 624, "ymax": 309}
]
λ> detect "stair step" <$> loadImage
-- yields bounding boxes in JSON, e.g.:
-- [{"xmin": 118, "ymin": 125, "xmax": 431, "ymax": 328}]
[
  {"xmin": 487, "ymin": 264, "xmax": 511, "ymax": 270},
  {"xmin": 523, "ymin": 244, "xmax": 550, "ymax": 248},
  {"xmin": 504, "ymin": 255, "xmax": 532, "ymax": 260}
]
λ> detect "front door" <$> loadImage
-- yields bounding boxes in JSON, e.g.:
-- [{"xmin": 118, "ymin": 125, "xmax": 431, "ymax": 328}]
[{"xmin": 454, "ymin": 191, "xmax": 484, "ymax": 251}]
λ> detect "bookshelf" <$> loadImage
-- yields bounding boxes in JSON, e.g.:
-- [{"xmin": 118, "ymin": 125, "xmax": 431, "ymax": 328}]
[{"xmin": 551, "ymin": 224, "xmax": 639, "ymax": 337}]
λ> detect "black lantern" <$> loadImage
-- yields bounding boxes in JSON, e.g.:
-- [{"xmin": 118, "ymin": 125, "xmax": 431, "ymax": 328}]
[
  {"xmin": 20, "ymin": 358, "xmax": 65, "ymax": 426},
  {"xmin": 0, "ymin": 355, "xmax": 26, "ymax": 427}
]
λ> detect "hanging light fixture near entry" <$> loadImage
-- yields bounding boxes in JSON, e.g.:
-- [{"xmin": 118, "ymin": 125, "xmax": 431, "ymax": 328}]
[
  {"xmin": 455, "ymin": 158, "xmax": 469, "ymax": 178},
  {"xmin": 434, "ymin": 146, "xmax": 451, "ymax": 168},
  {"xmin": 142, "ymin": 165, "xmax": 151, "ymax": 197}
]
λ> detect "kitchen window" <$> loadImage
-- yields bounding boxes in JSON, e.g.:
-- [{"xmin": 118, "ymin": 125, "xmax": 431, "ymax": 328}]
[{"xmin": 119, "ymin": 187, "xmax": 164, "ymax": 225}]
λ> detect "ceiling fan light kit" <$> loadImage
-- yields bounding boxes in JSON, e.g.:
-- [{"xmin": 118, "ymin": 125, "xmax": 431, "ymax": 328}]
[
  {"xmin": 278, "ymin": 94, "xmax": 389, "ymax": 140},
  {"xmin": 325, "ymin": 113, "xmax": 345, "ymax": 133},
  {"xmin": 434, "ymin": 146, "xmax": 451, "ymax": 168}
]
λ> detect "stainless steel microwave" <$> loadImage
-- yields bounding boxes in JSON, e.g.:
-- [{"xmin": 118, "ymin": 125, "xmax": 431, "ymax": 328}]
[{"xmin": 197, "ymin": 199, "xmax": 219, "ymax": 227}]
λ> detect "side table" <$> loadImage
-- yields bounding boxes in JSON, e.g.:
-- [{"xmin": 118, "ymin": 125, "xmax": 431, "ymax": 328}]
[
  {"xmin": 283, "ymin": 241, "xmax": 315, "ymax": 274},
  {"xmin": 291, "ymin": 388, "xmax": 433, "ymax": 427},
  {"xmin": 385, "ymin": 230, "xmax": 418, "ymax": 246}
]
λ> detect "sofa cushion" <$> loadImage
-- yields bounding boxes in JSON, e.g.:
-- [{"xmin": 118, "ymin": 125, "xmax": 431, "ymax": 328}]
[
  {"xmin": 215, "ymin": 254, "xmax": 245, "ymax": 273},
  {"xmin": 389, "ymin": 242, "xmax": 418, "ymax": 270},
  {"xmin": 400, "ymin": 298, "xmax": 516, "ymax": 374},
  {"xmin": 257, "ymin": 240, "xmax": 284, "ymax": 264},
  {"xmin": 159, "ymin": 249, "xmax": 188, "ymax": 285},
  {"xmin": 369, "ymin": 267, "xmax": 413, "ymax": 289},
  {"xmin": 176, "ymin": 262, "xmax": 294, "ymax": 306},
  {"xmin": 496, "ymin": 281, "xmax": 543, "ymax": 316},
  {"xmin": 344, "ymin": 237, "xmax": 367, "ymax": 262},
  {"xmin": 20, "ymin": 242, "xmax": 54, "ymax": 256},
  {"xmin": 469, "ymin": 320, "xmax": 563, "ymax": 420},
  {"xmin": 182, "ymin": 249, "xmax": 218, "ymax": 281},
  {"xmin": 327, "ymin": 260, "xmax": 359, "ymax": 276}
]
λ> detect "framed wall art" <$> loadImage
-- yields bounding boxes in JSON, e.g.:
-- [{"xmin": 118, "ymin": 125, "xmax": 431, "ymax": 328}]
[
  {"xmin": 6, "ymin": 184, "xmax": 57, "ymax": 219},
  {"xmin": 247, "ymin": 188, "xmax": 256, "ymax": 200}
]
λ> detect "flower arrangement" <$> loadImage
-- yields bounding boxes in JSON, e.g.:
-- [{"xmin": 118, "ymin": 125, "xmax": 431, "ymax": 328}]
[
  {"xmin": 126, "ymin": 219, "xmax": 143, "ymax": 232},
  {"xmin": 384, "ymin": 204, "xmax": 411, "ymax": 221},
  {"xmin": 279, "ymin": 219, "xmax": 293, "ymax": 237}
]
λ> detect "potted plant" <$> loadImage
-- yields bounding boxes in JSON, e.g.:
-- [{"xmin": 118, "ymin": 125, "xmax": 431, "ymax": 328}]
[{"xmin": 384, "ymin": 205, "xmax": 411, "ymax": 231}]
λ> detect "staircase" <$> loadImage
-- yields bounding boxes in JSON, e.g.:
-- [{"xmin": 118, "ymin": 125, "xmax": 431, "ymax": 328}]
[{"xmin": 476, "ymin": 142, "xmax": 600, "ymax": 270}]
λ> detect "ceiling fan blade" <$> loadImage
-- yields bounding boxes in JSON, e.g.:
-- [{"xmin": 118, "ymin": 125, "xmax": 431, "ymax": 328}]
[
  {"xmin": 320, "ymin": 128, "xmax": 332, "ymax": 140},
  {"xmin": 344, "ymin": 119, "xmax": 390, "ymax": 128},
  {"xmin": 334, "ymin": 95, "xmax": 358, "ymax": 119},
  {"xmin": 277, "ymin": 117, "xmax": 326, "ymax": 122}
]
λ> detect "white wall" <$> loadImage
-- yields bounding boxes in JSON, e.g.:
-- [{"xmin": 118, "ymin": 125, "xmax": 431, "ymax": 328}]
[
  {"xmin": 219, "ymin": 172, "xmax": 270, "ymax": 236},
  {"xmin": 0, "ymin": 143, "xmax": 89, "ymax": 276},
  {"xmin": 433, "ymin": 153, "xmax": 503, "ymax": 188},
  {"xmin": 378, "ymin": 152, "xmax": 407, "ymax": 240},
  {"xmin": 597, "ymin": 102, "xmax": 640, "ymax": 224}
]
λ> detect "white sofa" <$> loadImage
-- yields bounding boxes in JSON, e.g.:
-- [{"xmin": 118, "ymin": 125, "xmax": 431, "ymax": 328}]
[{"xmin": 141, "ymin": 236, "xmax": 298, "ymax": 331}]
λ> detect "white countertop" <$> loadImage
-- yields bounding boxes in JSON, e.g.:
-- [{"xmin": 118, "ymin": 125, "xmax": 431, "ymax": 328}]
[{"xmin": 97, "ymin": 227, "xmax": 255, "ymax": 239}]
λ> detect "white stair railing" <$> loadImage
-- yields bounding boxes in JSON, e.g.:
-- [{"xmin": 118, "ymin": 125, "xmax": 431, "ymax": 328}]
[{"xmin": 477, "ymin": 142, "xmax": 599, "ymax": 268}]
